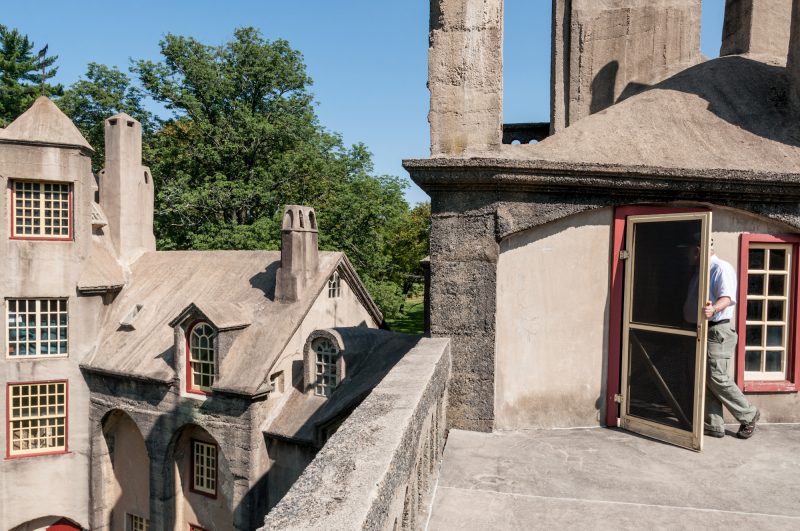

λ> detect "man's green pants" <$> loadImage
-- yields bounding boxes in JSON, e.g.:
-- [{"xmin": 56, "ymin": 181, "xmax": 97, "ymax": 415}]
[{"xmin": 705, "ymin": 322, "xmax": 758, "ymax": 435}]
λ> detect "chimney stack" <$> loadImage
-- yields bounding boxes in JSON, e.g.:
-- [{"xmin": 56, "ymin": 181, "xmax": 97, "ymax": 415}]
[
  {"xmin": 790, "ymin": 0, "xmax": 800, "ymax": 113},
  {"xmin": 275, "ymin": 205, "xmax": 319, "ymax": 302},
  {"xmin": 100, "ymin": 113, "xmax": 155, "ymax": 264},
  {"xmin": 721, "ymin": 0, "xmax": 793, "ymax": 59}
]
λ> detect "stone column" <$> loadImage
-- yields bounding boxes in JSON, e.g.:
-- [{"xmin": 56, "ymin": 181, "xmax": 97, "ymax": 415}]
[
  {"xmin": 429, "ymin": 0, "xmax": 504, "ymax": 156},
  {"xmin": 429, "ymin": 192, "xmax": 498, "ymax": 431},
  {"xmin": 721, "ymin": 0, "xmax": 793, "ymax": 58}
]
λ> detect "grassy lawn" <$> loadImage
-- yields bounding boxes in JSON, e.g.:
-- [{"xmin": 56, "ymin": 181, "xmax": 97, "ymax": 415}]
[{"xmin": 385, "ymin": 293, "xmax": 425, "ymax": 335}]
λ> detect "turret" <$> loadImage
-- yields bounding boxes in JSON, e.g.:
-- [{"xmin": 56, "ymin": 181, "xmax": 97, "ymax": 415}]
[
  {"xmin": 275, "ymin": 205, "xmax": 319, "ymax": 302},
  {"xmin": 100, "ymin": 113, "xmax": 155, "ymax": 264}
]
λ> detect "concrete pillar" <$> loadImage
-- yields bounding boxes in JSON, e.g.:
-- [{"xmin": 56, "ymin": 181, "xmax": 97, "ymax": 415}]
[
  {"xmin": 551, "ymin": 0, "xmax": 702, "ymax": 132},
  {"xmin": 789, "ymin": 0, "xmax": 800, "ymax": 112},
  {"xmin": 275, "ymin": 205, "xmax": 319, "ymax": 302},
  {"xmin": 101, "ymin": 113, "xmax": 156, "ymax": 265},
  {"xmin": 721, "ymin": 0, "xmax": 793, "ymax": 59},
  {"xmin": 429, "ymin": 0, "xmax": 504, "ymax": 156}
]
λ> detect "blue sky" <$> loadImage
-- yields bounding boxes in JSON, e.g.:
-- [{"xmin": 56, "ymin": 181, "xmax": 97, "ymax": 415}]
[{"xmin": 3, "ymin": 1, "xmax": 726, "ymax": 205}]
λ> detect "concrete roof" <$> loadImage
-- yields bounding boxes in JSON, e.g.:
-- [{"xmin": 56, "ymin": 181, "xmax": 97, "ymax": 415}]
[
  {"xmin": 264, "ymin": 328, "xmax": 424, "ymax": 446},
  {"xmin": 510, "ymin": 55, "xmax": 800, "ymax": 174},
  {"xmin": 0, "ymin": 96, "xmax": 93, "ymax": 152},
  {"xmin": 82, "ymin": 250, "xmax": 382, "ymax": 396},
  {"xmin": 76, "ymin": 237, "xmax": 126, "ymax": 293}
]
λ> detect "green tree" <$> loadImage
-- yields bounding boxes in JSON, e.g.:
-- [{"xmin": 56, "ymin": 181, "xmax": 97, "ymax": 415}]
[
  {"xmin": 132, "ymin": 27, "xmax": 420, "ymax": 318},
  {"xmin": 0, "ymin": 25, "xmax": 62, "ymax": 126},
  {"xmin": 388, "ymin": 201, "xmax": 431, "ymax": 295},
  {"xmin": 57, "ymin": 63, "xmax": 155, "ymax": 171}
]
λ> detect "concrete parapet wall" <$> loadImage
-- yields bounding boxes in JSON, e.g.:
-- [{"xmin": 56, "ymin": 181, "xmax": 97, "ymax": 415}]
[
  {"xmin": 429, "ymin": 0, "xmax": 503, "ymax": 157},
  {"xmin": 260, "ymin": 337, "xmax": 450, "ymax": 531},
  {"xmin": 721, "ymin": 0, "xmax": 793, "ymax": 60}
]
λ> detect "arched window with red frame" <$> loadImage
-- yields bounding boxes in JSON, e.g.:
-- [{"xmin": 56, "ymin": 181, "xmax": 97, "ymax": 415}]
[{"xmin": 187, "ymin": 322, "xmax": 216, "ymax": 394}]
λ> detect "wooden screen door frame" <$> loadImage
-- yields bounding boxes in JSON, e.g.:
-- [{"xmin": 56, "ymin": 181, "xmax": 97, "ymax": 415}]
[{"xmin": 607, "ymin": 206, "xmax": 712, "ymax": 451}]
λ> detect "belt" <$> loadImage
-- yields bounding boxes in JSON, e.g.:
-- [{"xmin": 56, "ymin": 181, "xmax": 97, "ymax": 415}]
[{"xmin": 709, "ymin": 319, "xmax": 730, "ymax": 327}]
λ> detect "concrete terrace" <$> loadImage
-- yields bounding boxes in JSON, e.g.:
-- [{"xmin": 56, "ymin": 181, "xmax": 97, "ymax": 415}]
[{"xmin": 426, "ymin": 426, "xmax": 800, "ymax": 531}]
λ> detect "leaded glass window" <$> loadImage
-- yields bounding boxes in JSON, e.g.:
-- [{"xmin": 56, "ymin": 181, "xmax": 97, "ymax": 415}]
[
  {"xmin": 314, "ymin": 338, "xmax": 339, "ymax": 397},
  {"xmin": 188, "ymin": 323, "xmax": 216, "ymax": 393}
]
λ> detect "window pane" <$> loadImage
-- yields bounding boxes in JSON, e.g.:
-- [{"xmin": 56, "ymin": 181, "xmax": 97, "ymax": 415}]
[
  {"xmin": 745, "ymin": 350, "xmax": 762, "ymax": 371},
  {"xmin": 746, "ymin": 326, "xmax": 763, "ymax": 347},
  {"xmin": 749, "ymin": 248, "xmax": 765, "ymax": 270},
  {"xmin": 767, "ymin": 300, "xmax": 785, "ymax": 322},
  {"xmin": 747, "ymin": 300, "xmax": 764, "ymax": 321},
  {"xmin": 765, "ymin": 351, "xmax": 783, "ymax": 372},
  {"xmin": 748, "ymin": 275, "xmax": 765, "ymax": 296},
  {"xmin": 768, "ymin": 275, "xmax": 786, "ymax": 296},
  {"xmin": 769, "ymin": 249, "xmax": 787, "ymax": 271},
  {"xmin": 767, "ymin": 326, "xmax": 784, "ymax": 347}
]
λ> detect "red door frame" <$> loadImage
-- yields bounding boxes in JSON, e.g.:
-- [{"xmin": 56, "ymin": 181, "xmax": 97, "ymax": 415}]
[
  {"xmin": 605, "ymin": 205, "xmax": 710, "ymax": 427},
  {"xmin": 47, "ymin": 518, "xmax": 81, "ymax": 530}
]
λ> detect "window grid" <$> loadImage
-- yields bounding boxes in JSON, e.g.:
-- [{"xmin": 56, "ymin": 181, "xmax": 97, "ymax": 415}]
[
  {"xmin": 188, "ymin": 323, "xmax": 215, "ymax": 393},
  {"xmin": 744, "ymin": 244, "xmax": 792, "ymax": 381},
  {"xmin": 7, "ymin": 299, "xmax": 68, "ymax": 357},
  {"xmin": 192, "ymin": 440, "xmax": 217, "ymax": 496},
  {"xmin": 126, "ymin": 513, "xmax": 149, "ymax": 531},
  {"xmin": 8, "ymin": 381, "xmax": 67, "ymax": 457},
  {"xmin": 328, "ymin": 271, "xmax": 341, "ymax": 298},
  {"xmin": 314, "ymin": 338, "xmax": 339, "ymax": 397},
  {"xmin": 13, "ymin": 181, "xmax": 71, "ymax": 239}
]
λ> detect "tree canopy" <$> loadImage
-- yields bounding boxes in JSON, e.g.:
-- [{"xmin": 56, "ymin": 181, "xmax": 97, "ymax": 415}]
[{"xmin": 0, "ymin": 25, "xmax": 62, "ymax": 127}]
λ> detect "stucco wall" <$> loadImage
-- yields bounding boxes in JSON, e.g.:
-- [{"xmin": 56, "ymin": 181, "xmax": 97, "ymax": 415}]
[
  {"xmin": 495, "ymin": 206, "xmax": 800, "ymax": 431},
  {"xmin": 496, "ymin": 208, "xmax": 613, "ymax": 429},
  {"xmin": 106, "ymin": 412, "xmax": 150, "ymax": 531}
]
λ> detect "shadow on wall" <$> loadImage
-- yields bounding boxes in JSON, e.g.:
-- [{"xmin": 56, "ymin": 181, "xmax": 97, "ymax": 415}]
[{"xmin": 594, "ymin": 56, "xmax": 800, "ymax": 148}]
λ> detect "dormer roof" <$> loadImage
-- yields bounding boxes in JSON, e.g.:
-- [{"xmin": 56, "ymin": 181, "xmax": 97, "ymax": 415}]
[
  {"xmin": 169, "ymin": 300, "xmax": 254, "ymax": 331},
  {"xmin": 0, "ymin": 96, "xmax": 93, "ymax": 152}
]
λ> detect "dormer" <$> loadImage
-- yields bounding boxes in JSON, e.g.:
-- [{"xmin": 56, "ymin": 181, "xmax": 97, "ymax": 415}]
[
  {"xmin": 303, "ymin": 329, "xmax": 346, "ymax": 397},
  {"xmin": 169, "ymin": 301, "xmax": 253, "ymax": 396}
]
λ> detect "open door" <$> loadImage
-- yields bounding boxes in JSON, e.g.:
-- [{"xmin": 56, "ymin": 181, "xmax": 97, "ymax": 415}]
[{"xmin": 619, "ymin": 212, "xmax": 711, "ymax": 451}]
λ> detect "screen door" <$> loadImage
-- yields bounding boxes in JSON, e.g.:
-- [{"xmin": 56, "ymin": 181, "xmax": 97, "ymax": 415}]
[{"xmin": 619, "ymin": 212, "xmax": 711, "ymax": 451}]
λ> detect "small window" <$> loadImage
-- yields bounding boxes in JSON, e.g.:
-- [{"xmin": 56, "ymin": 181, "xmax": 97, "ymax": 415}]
[
  {"xmin": 738, "ymin": 235, "xmax": 800, "ymax": 392},
  {"xmin": 6, "ymin": 299, "xmax": 68, "ymax": 357},
  {"xmin": 270, "ymin": 371, "xmax": 285, "ymax": 395},
  {"xmin": 191, "ymin": 439, "xmax": 217, "ymax": 497},
  {"xmin": 187, "ymin": 322, "xmax": 216, "ymax": 394},
  {"xmin": 7, "ymin": 381, "xmax": 67, "ymax": 457},
  {"xmin": 314, "ymin": 338, "xmax": 340, "ymax": 397},
  {"xmin": 11, "ymin": 181, "xmax": 72, "ymax": 240},
  {"xmin": 126, "ymin": 513, "xmax": 149, "ymax": 531},
  {"xmin": 328, "ymin": 271, "xmax": 341, "ymax": 298}
]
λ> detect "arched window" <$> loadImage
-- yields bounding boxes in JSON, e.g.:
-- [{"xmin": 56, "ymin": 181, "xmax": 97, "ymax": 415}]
[
  {"xmin": 328, "ymin": 271, "xmax": 341, "ymax": 298},
  {"xmin": 187, "ymin": 323, "xmax": 216, "ymax": 394},
  {"xmin": 313, "ymin": 338, "xmax": 340, "ymax": 397}
]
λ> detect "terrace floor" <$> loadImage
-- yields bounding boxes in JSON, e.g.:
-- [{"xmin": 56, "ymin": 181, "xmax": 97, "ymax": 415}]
[{"xmin": 426, "ymin": 425, "xmax": 800, "ymax": 530}]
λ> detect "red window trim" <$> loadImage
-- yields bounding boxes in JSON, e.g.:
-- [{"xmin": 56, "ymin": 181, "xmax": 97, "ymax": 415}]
[
  {"xmin": 607, "ymin": 205, "xmax": 710, "ymax": 427},
  {"xmin": 185, "ymin": 320, "xmax": 215, "ymax": 396},
  {"xmin": 736, "ymin": 234, "xmax": 800, "ymax": 393},
  {"xmin": 5, "ymin": 379, "xmax": 69, "ymax": 459},
  {"xmin": 189, "ymin": 525, "xmax": 210, "ymax": 531},
  {"xmin": 189, "ymin": 437, "xmax": 219, "ymax": 499},
  {"xmin": 8, "ymin": 180, "xmax": 74, "ymax": 242}
]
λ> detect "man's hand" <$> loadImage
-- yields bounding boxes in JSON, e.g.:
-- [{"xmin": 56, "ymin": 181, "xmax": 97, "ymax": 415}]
[
  {"xmin": 703, "ymin": 301, "xmax": 715, "ymax": 320},
  {"xmin": 704, "ymin": 296, "xmax": 731, "ymax": 320}
]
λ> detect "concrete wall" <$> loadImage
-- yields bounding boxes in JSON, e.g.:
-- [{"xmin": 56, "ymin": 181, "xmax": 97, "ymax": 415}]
[
  {"xmin": 428, "ymin": 0, "xmax": 504, "ymax": 156},
  {"xmin": 552, "ymin": 0, "xmax": 702, "ymax": 131},
  {"xmin": 104, "ymin": 411, "xmax": 150, "ymax": 531},
  {"xmin": 493, "ymin": 206, "xmax": 800, "ymax": 430},
  {"xmin": 0, "ymin": 143, "xmax": 102, "ymax": 531},
  {"xmin": 495, "ymin": 208, "xmax": 613, "ymax": 429},
  {"xmin": 264, "ymin": 438, "xmax": 316, "ymax": 511},
  {"xmin": 788, "ymin": 0, "xmax": 800, "ymax": 112},
  {"xmin": 721, "ymin": 0, "xmax": 793, "ymax": 59}
]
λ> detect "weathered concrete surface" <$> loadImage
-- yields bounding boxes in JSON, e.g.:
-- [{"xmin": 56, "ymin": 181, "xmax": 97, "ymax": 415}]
[
  {"xmin": 788, "ymin": 0, "xmax": 800, "ymax": 112},
  {"xmin": 552, "ymin": 0, "xmax": 702, "ymax": 132},
  {"xmin": 427, "ymin": 427, "xmax": 800, "ymax": 530},
  {"xmin": 261, "ymin": 337, "xmax": 450, "ymax": 531},
  {"xmin": 429, "ymin": 0, "xmax": 503, "ymax": 156},
  {"xmin": 721, "ymin": 0, "xmax": 793, "ymax": 60}
]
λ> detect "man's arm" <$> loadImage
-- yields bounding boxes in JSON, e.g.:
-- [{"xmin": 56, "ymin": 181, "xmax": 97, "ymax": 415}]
[{"xmin": 703, "ymin": 296, "xmax": 732, "ymax": 320}]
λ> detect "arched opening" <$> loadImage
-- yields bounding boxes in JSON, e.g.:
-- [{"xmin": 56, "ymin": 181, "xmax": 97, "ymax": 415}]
[
  {"xmin": 170, "ymin": 424, "xmax": 233, "ymax": 531},
  {"xmin": 98, "ymin": 410, "xmax": 150, "ymax": 531},
  {"xmin": 9, "ymin": 516, "xmax": 83, "ymax": 531}
]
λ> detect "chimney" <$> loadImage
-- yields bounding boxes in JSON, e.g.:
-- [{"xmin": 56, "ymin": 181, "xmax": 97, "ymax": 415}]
[
  {"xmin": 790, "ymin": 0, "xmax": 800, "ymax": 112},
  {"xmin": 721, "ymin": 0, "xmax": 793, "ymax": 59},
  {"xmin": 100, "ymin": 113, "xmax": 155, "ymax": 264},
  {"xmin": 275, "ymin": 205, "xmax": 319, "ymax": 302}
]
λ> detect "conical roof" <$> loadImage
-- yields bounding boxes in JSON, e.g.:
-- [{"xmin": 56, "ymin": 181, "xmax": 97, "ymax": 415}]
[{"xmin": 0, "ymin": 96, "xmax": 93, "ymax": 152}]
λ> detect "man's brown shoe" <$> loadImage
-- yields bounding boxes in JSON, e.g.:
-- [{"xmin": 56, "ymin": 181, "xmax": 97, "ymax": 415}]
[{"xmin": 737, "ymin": 410, "xmax": 760, "ymax": 439}]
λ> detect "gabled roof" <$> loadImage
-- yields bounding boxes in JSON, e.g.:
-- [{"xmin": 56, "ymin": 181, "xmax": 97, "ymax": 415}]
[
  {"xmin": 263, "ymin": 328, "xmax": 423, "ymax": 447},
  {"xmin": 0, "ymin": 96, "xmax": 93, "ymax": 152},
  {"xmin": 81, "ymin": 250, "xmax": 383, "ymax": 396}
]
